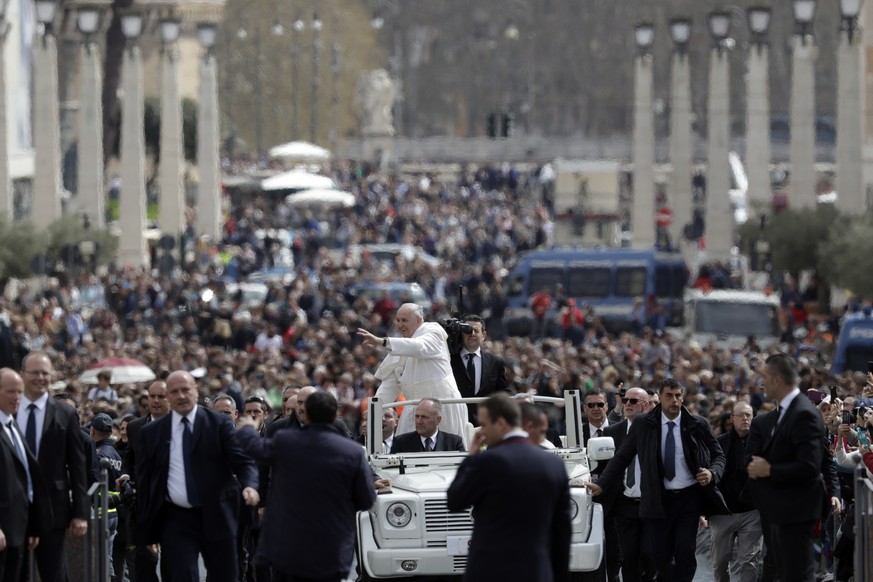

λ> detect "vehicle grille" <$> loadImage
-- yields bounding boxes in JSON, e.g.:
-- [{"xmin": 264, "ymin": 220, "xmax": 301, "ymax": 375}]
[
  {"xmin": 423, "ymin": 499, "xmax": 473, "ymax": 533},
  {"xmin": 452, "ymin": 556, "xmax": 467, "ymax": 572}
]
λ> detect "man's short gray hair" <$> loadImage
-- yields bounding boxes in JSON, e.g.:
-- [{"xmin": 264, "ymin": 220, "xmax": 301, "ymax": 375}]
[
  {"xmin": 419, "ymin": 397, "xmax": 442, "ymax": 415},
  {"xmin": 401, "ymin": 303, "xmax": 424, "ymax": 321}
]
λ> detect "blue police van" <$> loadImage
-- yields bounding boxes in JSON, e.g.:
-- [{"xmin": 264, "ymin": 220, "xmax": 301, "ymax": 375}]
[
  {"xmin": 832, "ymin": 310, "xmax": 873, "ymax": 375},
  {"xmin": 502, "ymin": 247, "xmax": 688, "ymax": 336}
]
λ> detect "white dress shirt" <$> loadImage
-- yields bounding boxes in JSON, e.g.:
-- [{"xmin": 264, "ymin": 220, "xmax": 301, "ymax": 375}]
[
  {"xmin": 778, "ymin": 388, "xmax": 802, "ymax": 424},
  {"xmin": 661, "ymin": 413, "xmax": 696, "ymax": 490},
  {"xmin": 420, "ymin": 430, "xmax": 440, "ymax": 450},
  {"xmin": 17, "ymin": 392, "xmax": 49, "ymax": 455},
  {"xmin": 167, "ymin": 406, "xmax": 198, "ymax": 508},
  {"xmin": 460, "ymin": 348, "xmax": 482, "ymax": 394},
  {"xmin": 623, "ymin": 419, "xmax": 642, "ymax": 498},
  {"xmin": 587, "ymin": 420, "xmax": 608, "ymax": 440}
]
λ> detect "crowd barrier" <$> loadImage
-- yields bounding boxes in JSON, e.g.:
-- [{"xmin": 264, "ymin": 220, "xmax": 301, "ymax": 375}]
[{"xmin": 855, "ymin": 466, "xmax": 873, "ymax": 582}]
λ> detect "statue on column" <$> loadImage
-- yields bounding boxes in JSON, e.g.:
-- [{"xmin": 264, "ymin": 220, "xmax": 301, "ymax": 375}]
[{"xmin": 355, "ymin": 69, "xmax": 400, "ymax": 137}]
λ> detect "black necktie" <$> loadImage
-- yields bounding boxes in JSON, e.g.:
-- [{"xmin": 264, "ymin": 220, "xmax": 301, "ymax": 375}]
[
  {"xmin": 25, "ymin": 403, "xmax": 37, "ymax": 455},
  {"xmin": 181, "ymin": 417, "xmax": 200, "ymax": 507},
  {"xmin": 664, "ymin": 421, "xmax": 676, "ymax": 481},
  {"xmin": 7, "ymin": 421, "xmax": 33, "ymax": 502},
  {"xmin": 424, "ymin": 436, "xmax": 434, "ymax": 451},
  {"xmin": 626, "ymin": 457, "xmax": 637, "ymax": 488},
  {"xmin": 595, "ymin": 428, "xmax": 603, "ymax": 438},
  {"xmin": 466, "ymin": 353, "xmax": 476, "ymax": 392}
]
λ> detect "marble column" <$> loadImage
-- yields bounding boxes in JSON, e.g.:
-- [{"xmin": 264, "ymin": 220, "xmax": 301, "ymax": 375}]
[
  {"xmin": 632, "ymin": 54, "xmax": 656, "ymax": 249},
  {"xmin": 836, "ymin": 28, "xmax": 864, "ymax": 214},
  {"xmin": 706, "ymin": 47, "xmax": 732, "ymax": 262},
  {"xmin": 789, "ymin": 36, "xmax": 818, "ymax": 209},
  {"xmin": 159, "ymin": 43, "xmax": 184, "ymax": 237},
  {"xmin": 32, "ymin": 32, "xmax": 62, "ymax": 228},
  {"xmin": 196, "ymin": 52, "xmax": 221, "ymax": 240},
  {"xmin": 77, "ymin": 40, "xmax": 104, "ymax": 228},
  {"xmin": 746, "ymin": 44, "xmax": 772, "ymax": 210},
  {"xmin": 118, "ymin": 44, "xmax": 148, "ymax": 267},
  {"xmin": 668, "ymin": 50, "xmax": 692, "ymax": 259}
]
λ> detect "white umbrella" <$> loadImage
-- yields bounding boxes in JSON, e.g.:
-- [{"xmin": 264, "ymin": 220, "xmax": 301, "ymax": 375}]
[
  {"xmin": 79, "ymin": 357, "xmax": 156, "ymax": 384},
  {"xmin": 261, "ymin": 170, "xmax": 336, "ymax": 192},
  {"xmin": 268, "ymin": 141, "xmax": 331, "ymax": 162},
  {"xmin": 285, "ymin": 189, "xmax": 356, "ymax": 209}
]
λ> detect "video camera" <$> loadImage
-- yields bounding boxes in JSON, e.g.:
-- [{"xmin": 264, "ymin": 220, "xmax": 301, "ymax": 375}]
[{"xmin": 440, "ymin": 318, "xmax": 473, "ymax": 355}]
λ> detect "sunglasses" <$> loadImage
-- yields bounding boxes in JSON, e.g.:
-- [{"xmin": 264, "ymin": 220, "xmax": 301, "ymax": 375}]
[
  {"xmin": 622, "ymin": 398, "xmax": 640, "ymax": 405},
  {"xmin": 585, "ymin": 402, "xmax": 606, "ymax": 409}
]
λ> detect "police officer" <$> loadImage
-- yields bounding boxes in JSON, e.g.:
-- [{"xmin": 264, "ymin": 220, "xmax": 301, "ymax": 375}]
[{"xmin": 90, "ymin": 413, "xmax": 123, "ymax": 582}]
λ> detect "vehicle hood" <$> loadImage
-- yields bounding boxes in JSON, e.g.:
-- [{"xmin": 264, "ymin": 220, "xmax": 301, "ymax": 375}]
[{"xmin": 382, "ymin": 467, "xmax": 459, "ymax": 493}]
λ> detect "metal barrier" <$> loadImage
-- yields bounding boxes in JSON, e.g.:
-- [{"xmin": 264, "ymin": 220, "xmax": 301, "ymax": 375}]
[
  {"xmin": 854, "ymin": 466, "xmax": 873, "ymax": 582},
  {"xmin": 84, "ymin": 458, "xmax": 113, "ymax": 582}
]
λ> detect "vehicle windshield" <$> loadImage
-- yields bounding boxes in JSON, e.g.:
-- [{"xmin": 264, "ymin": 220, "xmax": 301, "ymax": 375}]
[
  {"xmin": 845, "ymin": 348, "xmax": 873, "ymax": 373},
  {"xmin": 694, "ymin": 302, "xmax": 779, "ymax": 337}
]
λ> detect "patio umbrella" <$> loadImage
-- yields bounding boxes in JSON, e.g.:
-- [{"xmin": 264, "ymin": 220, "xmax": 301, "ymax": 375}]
[
  {"xmin": 79, "ymin": 357, "xmax": 156, "ymax": 384},
  {"xmin": 268, "ymin": 141, "xmax": 331, "ymax": 162},
  {"xmin": 261, "ymin": 170, "xmax": 336, "ymax": 192},
  {"xmin": 285, "ymin": 189, "xmax": 355, "ymax": 209}
]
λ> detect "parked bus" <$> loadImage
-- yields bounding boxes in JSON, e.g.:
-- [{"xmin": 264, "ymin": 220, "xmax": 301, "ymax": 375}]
[
  {"xmin": 502, "ymin": 248, "xmax": 688, "ymax": 336},
  {"xmin": 832, "ymin": 310, "xmax": 873, "ymax": 375}
]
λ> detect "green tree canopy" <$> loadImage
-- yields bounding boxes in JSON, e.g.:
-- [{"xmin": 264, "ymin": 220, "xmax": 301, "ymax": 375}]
[{"xmin": 818, "ymin": 214, "xmax": 873, "ymax": 298}]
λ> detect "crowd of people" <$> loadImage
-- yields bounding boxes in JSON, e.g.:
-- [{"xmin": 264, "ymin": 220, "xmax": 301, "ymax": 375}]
[{"xmin": 0, "ymin": 161, "xmax": 872, "ymax": 582}]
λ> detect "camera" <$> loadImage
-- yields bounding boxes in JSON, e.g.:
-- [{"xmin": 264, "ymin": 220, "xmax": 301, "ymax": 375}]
[{"xmin": 440, "ymin": 318, "xmax": 473, "ymax": 354}]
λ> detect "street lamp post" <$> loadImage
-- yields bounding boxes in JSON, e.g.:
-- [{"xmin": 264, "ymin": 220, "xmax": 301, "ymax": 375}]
[
  {"xmin": 196, "ymin": 22, "xmax": 222, "ymax": 241},
  {"xmin": 158, "ymin": 15, "xmax": 185, "ymax": 239},
  {"xmin": 668, "ymin": 17, "xmax": 692, "ymax": 258},
  {"xmin": 118, "ymin": 9, "xmax": 148, "ymax": 268},
  {"xmin": 631, "ymin": 22, "xmax": 656, "ymax": 249},
  {"xmin": 836, "ymin": 0, "xmax": 865, "ymax": 213},
  {"xmin": 32, "ymin": 0, "xmax": 63, "ymax": 229},
  {"xmin": 310, "ymin": 11, "xmax": 322, "ymax": 144},
  {"xmin": 74, "ymin": 0, "xmax": 109, "ymax": 230},
  {"xmin": 746, "ymin": 6, "xmax": 773, "ymax": 212},
  {"xmin": 292, "ymin": 17, "xmax": 304, "ymax": 139},
  {"xmin": 0, "ymin": 0, "xmax": 11, "ymax": 219},
  {"xmin": 705, "ymin": 10, "xmax": 734, "ymax": 262},
  {"xmin": 790, "ymin": 0, "xmax": 818, "ymax": 209}
]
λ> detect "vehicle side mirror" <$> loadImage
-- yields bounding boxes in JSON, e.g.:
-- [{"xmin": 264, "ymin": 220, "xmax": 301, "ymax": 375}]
[{"xmin": 587, "ymin": 436, "xmax": 615, "ymax": 461}]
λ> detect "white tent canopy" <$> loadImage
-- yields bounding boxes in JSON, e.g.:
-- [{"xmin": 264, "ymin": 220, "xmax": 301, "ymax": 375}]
[
  {"xmin": 261, "ymin": 170, "xmax": 336, "ymax": 192},
  {"xmin": 268, "ymin": 141, "xmax": 331, "ymax": 162},
  {"xmin": 285, "ymin": 189, "xmax": 355, "ymax": 208}
]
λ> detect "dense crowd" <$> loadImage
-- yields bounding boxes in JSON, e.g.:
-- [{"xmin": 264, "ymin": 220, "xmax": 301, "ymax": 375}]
[{"xmin": 2, "ymin": 160, "xmax": 873, "ymax": 581}]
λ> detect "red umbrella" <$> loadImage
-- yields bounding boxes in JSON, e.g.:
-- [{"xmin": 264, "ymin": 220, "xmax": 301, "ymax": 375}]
[{"xmin": 79, "ymin": 357, "xmax": 156, "ymax": 384}]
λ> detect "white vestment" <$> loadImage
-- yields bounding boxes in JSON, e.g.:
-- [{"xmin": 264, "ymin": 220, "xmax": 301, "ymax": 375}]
[{"xmin": 374, "ymin": 322, "xmax": 470, "ymax": 448}]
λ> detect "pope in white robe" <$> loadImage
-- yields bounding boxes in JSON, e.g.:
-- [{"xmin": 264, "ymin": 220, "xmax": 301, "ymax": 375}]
[{"xmin": 358, "ymin": 304, "xmax": 470, "ymax": 448}]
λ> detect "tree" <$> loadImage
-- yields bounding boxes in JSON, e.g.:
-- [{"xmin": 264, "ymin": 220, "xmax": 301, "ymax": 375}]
[
  {"xmin": 818, "ymin": 214, "xmax": 873, "ymax": 298},
  {"xmin": 0, "ymin": 215, "xmax": 48, "ymax": 282},
  {"xmin": 740, "ymin": 206, "xmax": 839, "ymax": 278}
]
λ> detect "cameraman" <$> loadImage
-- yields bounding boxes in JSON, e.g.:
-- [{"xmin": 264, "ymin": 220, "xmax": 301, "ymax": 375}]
[
  {"xmin": 358, "ymin": 303, "xmax": 470, "ymax": 447},
  {"xmin": 450, "ymin": 314, "xmax": 508, "ymax": 425},
  {"xmin": 89, "ymin": 413, "xmax": 123, "ymax": 582}
]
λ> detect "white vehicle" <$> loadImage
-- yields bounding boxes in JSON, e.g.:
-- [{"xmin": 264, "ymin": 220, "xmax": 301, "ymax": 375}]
[
  {"xmin": 683, "ymin": 289, "xmax": 782, "ymax": 349},
  {"xmin": 357, "ymin": 391, "xmax": 614, "ymax": 580}
]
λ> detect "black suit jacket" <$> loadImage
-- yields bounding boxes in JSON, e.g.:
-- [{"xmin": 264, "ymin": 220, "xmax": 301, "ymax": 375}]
[
  {"xmin": 236, "ymin": 424, "xmax": 375, "ymax": 579},
  {"xmin": 742, "ymin": 394, "xmax": 824, "ymax": 525},
  {"xmin": 135, "ymin": 406, "xmax": 258, "ymax": 545},
  {"xmin": 122, "ymin": 413, "xmax": 151, "ymax": 479},
  {"xmin": 451, "ymin": 350, "xmax": 508, "ymax": 424},
  {"xmin": 390, "ymin": 430, "xmax": 466, "ymax": 453},
  {"xmin": 24, "ymin": 398, "xmax": 89, "ymax": 530},
  {"xmin": 447, "ymin": 436, "xmax": 571, "ymax": 582},
  {"xmin": 598, "ymin": 419, "xmax": 631, "ymax": 515},
  {"xmin": 0, "ymin": 422, "xmax": 52, "ymax": 546}
]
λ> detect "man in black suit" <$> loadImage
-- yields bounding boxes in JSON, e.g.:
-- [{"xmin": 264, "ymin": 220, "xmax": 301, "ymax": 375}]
[
  {"xmin": 744, "ymin": 354, "xmax": 824, "ymax": 582},
  {"xmin": 0, "ymin": 368, "xmax": 51, "ymax": 581},
  {"xmin": 599, "ymin": 387, "xmax": 656, "ymax": 582},
  {"xmin": 135, "ymin": 370, "xmax": 259, "ymax": 582},
  {"xmin": 390, "ymin": 398, "xmax": 466, "ymax": 453},
  {"xmin": 450, "ymin": 315, "xmax": 508, "ymax": 425},
  {"xmin": 582, "ymin": 389, "xmax": 610, "ymax": 446},
  {"xmin": 236, "ymin": 390, "xmax": 375, "ymax": 582},
  {"xmin": 16, "ymin": 351, "xmax": 89, "ymax": 582},
  {"xmin": 588, "ymin": 379, "xmax": 728, "ymax": 582},
  {"xmin": 119, "ymin": 380, "xmax": 168, "ymax": 582},
  {"xmin": 447, "ymin": 394, "xmax": 571, "ymax": 582}
]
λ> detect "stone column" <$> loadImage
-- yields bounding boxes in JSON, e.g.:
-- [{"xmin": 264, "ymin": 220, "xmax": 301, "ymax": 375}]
[
  {"xmin": 789, "ymin": 36, "xmax": 818, "ymax": 209},
  {"xmin": 118, "ymin": 44, "xmax": 148, "ymax": 267},
  {"xmin": 159, "ymin": 43, "xmax": 185, "ymax": 237},
  {"xmin": 196, "ymin": 52, "xmax": 221, "ymax": 240},
  {"xmin": 668, "ymin": 50, "xmax": 692, "ymax": 259},
  {"xmin": 32, "ymin": 32, "xmax": 62, "ymax": 228},
  {"xmin": 746, "ymin": 44, "xmax": 771, "ymax": 210},
  {"xmin": 0, "ymin": 28, "xmax": 10, "ymax": 218},
  {"xmin": 706, "ymin": 47, "xmax": 732, "ymax": 262},
  {"xmin": 77, "ymin": 40, "xmax": 104, "ymax": 228},
  {"xmin": 837, "ymin": 28, "xmax": 865, "ymax": 214},
  {"xmin": 631, "ymin": 54, "xmax": 656, "ymax": 249}
]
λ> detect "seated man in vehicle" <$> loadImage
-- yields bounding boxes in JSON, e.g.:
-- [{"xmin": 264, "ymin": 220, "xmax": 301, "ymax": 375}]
[{"xmin": 390, "ymin": 398, "xmax": 465, "ymax": 453}]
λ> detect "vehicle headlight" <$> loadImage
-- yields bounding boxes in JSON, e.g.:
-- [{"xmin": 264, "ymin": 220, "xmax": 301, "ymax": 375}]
[
  {"xmin": 569, "ymin": 498, "xmax": 579, "ymax": 521},
  {"xmin": 386, "ymin": 502, "xmax": 413, "ymax": 527}
]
